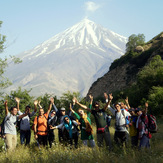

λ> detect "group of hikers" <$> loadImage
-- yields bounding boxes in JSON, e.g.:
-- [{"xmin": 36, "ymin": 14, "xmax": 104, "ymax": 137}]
[{"xmin": 0, "ymin": 92, "xmax": 156, "ymax": 152}]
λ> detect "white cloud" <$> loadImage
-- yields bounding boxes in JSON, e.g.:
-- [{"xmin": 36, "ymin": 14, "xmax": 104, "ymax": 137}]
[{"xmin": 84, "ymin": 1, "xmax": 101, "ymax": 12}]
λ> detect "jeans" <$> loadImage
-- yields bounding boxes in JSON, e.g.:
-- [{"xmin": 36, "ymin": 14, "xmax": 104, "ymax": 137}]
[
  {"xmin": 83, "ymin": 139, "xmax": 95, "ymax": 148},
  {"xmin": 139, "ymin": 135, "xmax": 150, "ymax": 150},
  {"xmin": 97, "ymin": 131, "xmax": 112, "ymax": 150},
  {"xmin": 20, "ymin": 130, "xmax": 31, "ymax": 145}
]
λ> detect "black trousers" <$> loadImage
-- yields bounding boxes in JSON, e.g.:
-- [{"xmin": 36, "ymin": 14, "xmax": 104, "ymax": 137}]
[
  {"xmin": 37, "ymin": 135, "xmax": 48, "ymax": 146},
  {"xmin": 69, "ymin": 132, "xmax": 79, "ymax": 148},
  {"xmin": 48, "ymin": 131, "xmax": 55, "ymax": 148},
  {"xmin": 114, "ymin": 131, "xmax": 127, "ymax": 147}
]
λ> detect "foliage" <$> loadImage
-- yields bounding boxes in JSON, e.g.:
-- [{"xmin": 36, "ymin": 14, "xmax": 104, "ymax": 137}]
[
  {"xmin": 111, "ymin": 55, "xmax": 163, "ymax": 115},
  {"xmin": 0, "ymin": 21, "xmax": 6, "ymax": 53},
  {"xmin": 148, "ymin": 86, "xmax": 163, "ymax": 115},
  {"xmin": 0, "ymin": 21, "xmax": 22, "ymax": 97},
  {"xmin": 137, "ymin": 55, "xmax": 163, "ymax": 96},
  {"xmin": 60, "ymin": 91, "xmax": 83, "ymax": 110},
  {"xmin": 10, "ymin": 55, "xmax": 22, "ymax": 64},
  {"xmin": 4, "ymin": 87, "xmax": 34, "ymax": 109},
  {"xmin": 126, "ymin": 33, "xmax": 145, "ymax": 53}
]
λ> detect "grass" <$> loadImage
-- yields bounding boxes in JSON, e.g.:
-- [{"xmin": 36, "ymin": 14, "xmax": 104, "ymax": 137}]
[{"xmin": 0, "ymin": 118, "xmax": 162, "ymax": 163}]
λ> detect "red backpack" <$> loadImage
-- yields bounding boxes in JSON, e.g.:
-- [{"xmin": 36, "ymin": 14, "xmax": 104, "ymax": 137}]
[{"xmin": 147, "ymin": 115, "xmax": 158, "ymax": 133}]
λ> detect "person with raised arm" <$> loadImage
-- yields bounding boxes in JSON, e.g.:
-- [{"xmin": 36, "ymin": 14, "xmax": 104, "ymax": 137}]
[
  {"xmin": 50, "ymin": 113, "xmax": 79, "ymax": 148},
  {"xmin": 47, "ymin": 98, "xmax": 58, "ymax": 148},
  {"xmin": 136, "ymin": 102, "xmax": 151, "ymax": 150},
  {"xmin": 70, "ymin": 95, "xmax": 95, "ymax": 148},
  {"xmin": 74, "ymin": 95, "xmax": 112, "ymax": 150},
  {"xmin": 33, "ymin": 98, "xmax": 52, "ymax": 147},
  {"xmin": 104, "ymin": 93, "xmax": 131, "ymax": 147},
  {"xmin": 50, "ymin": 98, "xmax": 73, "ymax": 143},
  {"xmin": 4, "ymin": 100, "xmax": 29, "ymax": 151},
  {"xmin": 16, "ymin": 97, "xmax": 37, "ymax": 146}
]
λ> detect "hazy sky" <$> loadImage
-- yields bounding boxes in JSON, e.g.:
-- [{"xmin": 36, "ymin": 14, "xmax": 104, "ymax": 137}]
[{"xmin": 1, "ymin": 0, "xmax": 163, "ymax": 58}]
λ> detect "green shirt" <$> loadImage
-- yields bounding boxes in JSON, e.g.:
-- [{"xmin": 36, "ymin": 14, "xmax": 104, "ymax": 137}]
[
  {"xmin": 91, "ymin": 109, "xmax": 108, "ymax": 131},
  {"xmin": 74, "ymin": 107, "xmax": 93, "ymax": 140}
]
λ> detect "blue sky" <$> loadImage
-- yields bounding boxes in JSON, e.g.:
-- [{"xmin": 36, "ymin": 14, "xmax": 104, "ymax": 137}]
[{"xmin": 1, "ymin": 0, "xmax": 163, "ymax": 58}]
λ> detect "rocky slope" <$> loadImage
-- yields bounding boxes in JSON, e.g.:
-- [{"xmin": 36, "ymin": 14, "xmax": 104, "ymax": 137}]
[{"xmin": 87, "ymin": 32, "xmax": 163, "ymax": 98}]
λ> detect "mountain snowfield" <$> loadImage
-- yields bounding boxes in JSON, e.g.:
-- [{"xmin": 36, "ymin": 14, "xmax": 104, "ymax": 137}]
[{"xmin": 4, "ymin": 18, "xmax": 127, "ymax": 97}]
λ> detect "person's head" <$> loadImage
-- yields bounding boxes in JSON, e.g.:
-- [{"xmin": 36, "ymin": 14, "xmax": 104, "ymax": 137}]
[
  {"xmin": 64, "ymin": 116, "xmax": 70, "ymax": 124},
  {"xmin": 129, "ymin": 108, "xmax": 135, "ymax": 115},
  {"xmin": 39, "ymin": 108, "xmax": 44, "ymax": 116},
  {"xmin": 78, "ymin": 108, "xmax": 84, "ymax": 117},
  {"xmin": 25, "ymin": 105, "xmax": 31, "ymax": 112},
  {"xmin": 60, "ymin": 107, "xmax": 66, "ymax": 116},
  {"xmin": 120, "ymin": 102, "xmax": 125, "ymax": 109},
  {"xmin": 50, "ymin": 110, "xmax": 56, "ymax": 117},
  {"xmin": 135, "ymin": 108, "xmax": 142, "ymax": 116},
  {"xmin": 10, "ymin": 107, "xmax": 18, "ymax": 115},
  {"xmin": 114, "ymin": 103, "xmax": 121, "ymax": 112},
  {"xmin": 93, "ymin": 101, "xmax": 100, "ymax": 110}
]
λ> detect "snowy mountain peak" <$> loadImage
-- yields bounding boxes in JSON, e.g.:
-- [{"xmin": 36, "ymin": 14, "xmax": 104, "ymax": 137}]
[
  {"xmin": 5, "ymin": 19, "xmax": 127, "ymax": 97},
  {"xmin": 19, "ymin": 19, "xmax": 127, "ymax": 60}
]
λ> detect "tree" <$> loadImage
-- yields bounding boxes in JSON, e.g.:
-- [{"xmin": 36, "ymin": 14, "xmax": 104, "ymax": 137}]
[
  {"xmin": 126, "ymin": 34, "xmax": 145, "ymax": 52},
  {"xmin": 60, "ymin": 91, "xmax": 82, "ymax": 110},
  {"xmin": 0, "ymin": 21, "xmax": 22, "ymax": 97}
]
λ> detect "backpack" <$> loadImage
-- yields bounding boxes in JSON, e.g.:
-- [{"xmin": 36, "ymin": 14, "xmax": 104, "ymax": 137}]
[
  {"xmin": 0, "ymin": 115, "xmax": 12, "ymax": 138},
  {"xmin": 0, "ymin": 118, "xmax": 6, "ymax": 138},
  {"xmin": 121, "ymin": 109, "xmax": 130, "ymax": 125},
  {"xmin": 32, "ymin": 115, "xmax": 48, "ymax": 133},
  {"xmin": 147, "ymin": 114, "xmax": 158, "ymax": 133}
]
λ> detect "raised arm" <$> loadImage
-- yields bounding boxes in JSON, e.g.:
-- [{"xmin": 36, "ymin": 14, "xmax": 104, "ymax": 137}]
[
  {"xmin": 4, "ymin": 100, "xmax": 9, "ymax": 116},
  {"xmin": 15, "ymin": 97, "xmax": 20, "ymax": 111},
  {"xmin": 33, "ymin": 100, "xmax": 38, "ymax": 113},
  {"xmin": 47, "ymin": 97, "xmax": 53, "ymax": 116},
  {"xmin": 125, "ymin": 97, "xmax": 131, "ymax": 110},
  {"xmin": 144, "ymin": 102, "xmax": 148, "ymax": 115},
  {"xmin": 73, "ymin": 97, "xmax": 91, "ymax": 112},
  {"xmin": 69, "ymin": 103, "xmax": 75, "ymax": 113},
  {"xmin": 104, "ymin": 93, "xmax": 116, "ymax": 115},
  {"xmin": 89, "ymin": 95, "xmax": 93, "ymax": 105},
  {"xmin": 38, "ymin": 100, "xmax": 42, "ymax": 109},
  {"xmin": 103, "ymin": 93, "xmax": 113, "ymax": 111}
]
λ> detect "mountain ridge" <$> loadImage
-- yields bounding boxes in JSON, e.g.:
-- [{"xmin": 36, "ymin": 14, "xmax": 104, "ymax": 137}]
[
  {"xmin": 4, "ymin": 19, "xmax": 127, "ymax": 97},
  {"xmin": 86, "ymin": 32, "xmax": 163, "ymax": 99}
]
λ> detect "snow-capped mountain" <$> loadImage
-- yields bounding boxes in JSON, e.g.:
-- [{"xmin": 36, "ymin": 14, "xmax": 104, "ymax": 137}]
[{"xmin": 4, "ymin": 18, "xmax": 127, "ymax": 97}]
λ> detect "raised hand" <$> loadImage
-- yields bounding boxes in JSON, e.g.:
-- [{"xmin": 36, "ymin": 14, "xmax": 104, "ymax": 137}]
[
  {"xmin": 89, "ymin": 95, "xmax": 93, "ymax": 101},
  {"xmin": 108, "ymin": 93, "xmax": 113, "ymax": 100},
  {"xmin": 73, "ymin": 97, "xmax": 78, "ymax": 104},
  {"xmin": 125, "ymin": 97, "xmax": 129, "ymax": 104},
  {"xmin": 145, "ymin": 102, "xmax": 148, "ymax": 108},
  {"xmin": 34, "ymin": 100, "xmax": 38, "ymax": 106},
  {"xmin": 15, "ymin": 97, "xmax": 20, "ymax": 103},
  {"xmin": 4, "ymin": 100, "xmax": 8, "ymax": 106},
  {"xmin": 50, "ymin": 97, "xmax": 54, "ymax": 104},
  {"xmin": 104, "ymin": 93, "xmax": 108, "ymax": 100}
]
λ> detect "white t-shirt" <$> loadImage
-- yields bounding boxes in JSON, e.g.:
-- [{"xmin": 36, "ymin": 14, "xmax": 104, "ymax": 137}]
[
  {"xmin": 108, "ymin": 105, "xmax": 131, "ymax": 132},
  {"xmin": 4, "ymin": 112, "xmax": 18, "ymax": 135}
]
